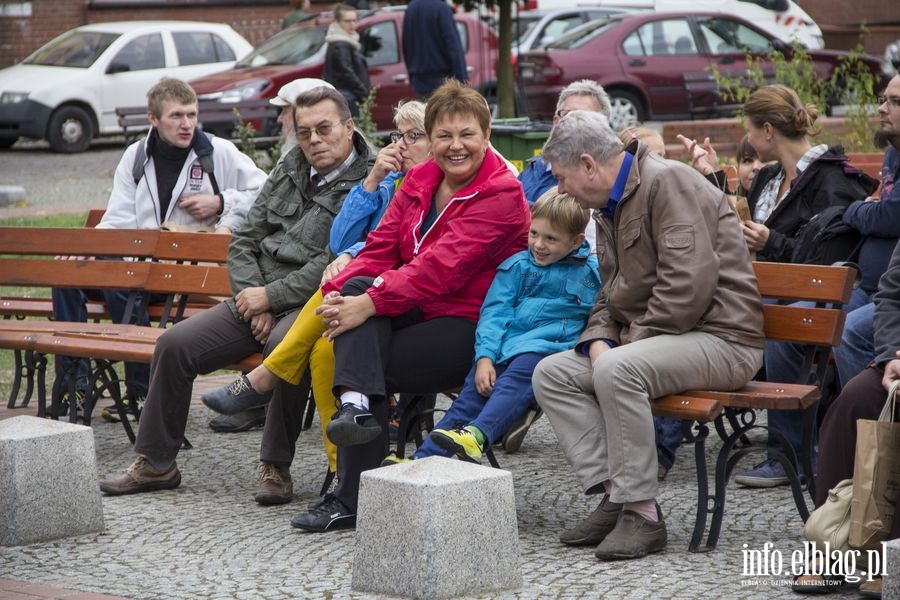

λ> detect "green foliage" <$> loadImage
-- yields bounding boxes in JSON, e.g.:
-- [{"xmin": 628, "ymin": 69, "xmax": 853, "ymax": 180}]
[
  {"xmin": 232, "ymin": 108, "xmax": 283, "ymax": 172},
  {"xmin": 355, "ymin": 86, "xmax": 384, "ymax": 148},
  {"xmin": 0, "ymin": 213, "xmax": 87, "ymax": 227},
  {"xmin": 709, "ymin": 37, "xmax": 881, "ymax": 152}
]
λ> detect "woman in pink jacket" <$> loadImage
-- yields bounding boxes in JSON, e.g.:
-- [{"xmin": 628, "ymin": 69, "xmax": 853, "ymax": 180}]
[{"xmin": 291, "ymin": 80, "xmax": 530, "ymax": 532}]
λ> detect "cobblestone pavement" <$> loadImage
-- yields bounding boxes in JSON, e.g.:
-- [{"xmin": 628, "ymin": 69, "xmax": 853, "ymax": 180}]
[{"xmin": 0, "ymin": 376, "xmax": 869, "ymax": 599}]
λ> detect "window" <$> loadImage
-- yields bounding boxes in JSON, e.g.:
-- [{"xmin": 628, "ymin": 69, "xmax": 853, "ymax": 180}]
[
  {"xmin": 699, "ymin": 17, "xmax": 774, "ymax": 55},
  {"xmin": 110, "ymin": 33, "xmax": 165, "ymax": 71},
  {"xmin": 238, "ymin": 26, "xmax": 326, "ymax": 67},
  {"xmin": 173, "ymin": 32, "xmax": 218, "ymax": 66},
  {"xmin": 455, "ymin": 21, "xmax": 469, "ymax": 52},
  {"xmin": 361, "ymin": 21, "xmax": 398, "ymax": 67},
  {"xmin": 622, "ymin": 19, "xmax": 694, "ymax": 57},
  {"xmin": 536, "ymin": 16, "xmax": 584, "ymax": 47},
  {"xmin": 25, "ymin": 31, "xmax": 120, "ymax": 68},
  {"xmin": 738, "ymin": 0, "xmax": 789, "ymax": 11},
  {"xmin": 212, "ymin": 34, "xmax": 236, "ymax": 62}
]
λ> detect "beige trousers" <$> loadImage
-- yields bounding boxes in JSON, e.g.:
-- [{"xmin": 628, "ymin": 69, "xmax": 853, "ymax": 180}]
[{"xmin": 532, "ymin": 332, "xmax": 762, "ymax": 503}]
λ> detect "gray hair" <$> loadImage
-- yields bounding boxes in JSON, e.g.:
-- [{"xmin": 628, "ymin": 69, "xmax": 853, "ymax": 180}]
[
  {"xmin": 542, "ymin": 111, "xmax": 623, "ymax": 168},
  {"xmin": 393, "ymin": 100, "xmax": 426, "ymax": 131},
  {"xmin": 556, "ymin": 80, "xmax": 611, "ymax": 118},
  {"xmin": 295, "ymin": 86, "xmax": 351, "ymax": 121}
]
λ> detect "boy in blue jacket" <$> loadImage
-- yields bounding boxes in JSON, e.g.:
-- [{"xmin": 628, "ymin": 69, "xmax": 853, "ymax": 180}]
[{"xmin": 396, "ymin": 189, "xmax": 600, "ymax": 462}]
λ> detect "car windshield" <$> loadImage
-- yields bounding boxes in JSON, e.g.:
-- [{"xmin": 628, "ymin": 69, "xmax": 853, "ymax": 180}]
[
  {"xmin": 236, "ymin": 25, "xmax": 326, "ymax": 67},
  {"xmin": 548, "ymin": 19, "xmax": 617, "ymax": 50},
  {"xmin": 514, "ymin": 17, "xmax": 543, "ymax": 46},
  {"xmin": 24, "ymin": 31, "xmax": 120, "ymax": 68}
]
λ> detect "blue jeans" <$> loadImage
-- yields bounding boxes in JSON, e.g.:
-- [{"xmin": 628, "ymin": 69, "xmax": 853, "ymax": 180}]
[
  {"xmin": 52, "ymin": 285, "xmax": 151, "ymax": 397},
  {"xmin": 413, "ymin": 352, "xmax": 544, "ymax": 459},
  {"xmin": 834, "ymin": 301, "xmax": 875, "ymax": 388},
  {"xmin": 763, "ymin": 286, "xmax": 871, "ymax": 456}
]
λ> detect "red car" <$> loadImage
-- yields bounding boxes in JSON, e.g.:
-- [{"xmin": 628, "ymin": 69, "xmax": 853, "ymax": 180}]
[
  {"xmin": 517, "ymin": 11, "xmax": 888, "ymax": 129},
  {"xmin": 189, "ymin": 7, "xmax": 498, "ymax": 136}
]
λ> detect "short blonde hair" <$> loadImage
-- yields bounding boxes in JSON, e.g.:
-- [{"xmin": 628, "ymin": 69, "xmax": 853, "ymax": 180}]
[
  {"xmin": 393, "ymin": 100, "xmax": 426, "ymax": 131},
  {"xmin": 531, "ymin": 187, "xmax": 589, "ymax": 237},
  {"xmin": 147, "ymin": 79, "xmax": 197, "ymax": 118}
]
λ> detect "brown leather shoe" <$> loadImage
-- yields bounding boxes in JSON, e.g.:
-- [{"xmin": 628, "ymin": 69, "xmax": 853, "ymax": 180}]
[
  {"xmin": 559, "ymin": 494, "xmax": 623, "ymax": 546},
  {"xmin": 99, "ymin": 457, "xmax": 181, "ymax": 496},
  {"xmin": 254, "ymin": 463, "xmax": 293, "ymax": 505},
  {"xmin": 594, "ymin": 503, "xmax": 667, "ymax": 560}
]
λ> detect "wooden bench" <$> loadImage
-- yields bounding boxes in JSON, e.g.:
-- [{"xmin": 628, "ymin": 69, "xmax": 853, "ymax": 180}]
[
  {"xmin": 651, "ymin": 261, "xmax": 855, "ymax": 552},
  {"xmin": 116, "ymin": 99, "xmax": 280, "ymax": 146},
  {"xmin": 0, "ymin": 227, "xmax": 263, "ymax": 441}
]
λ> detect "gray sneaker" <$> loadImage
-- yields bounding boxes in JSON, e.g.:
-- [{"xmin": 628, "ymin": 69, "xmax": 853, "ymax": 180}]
[
  {"xmin": 502, "ymin": 407, "xmax": 542, "ymax": 454},
  {"xmin": 594, "ymin": 503, "xmax": 667, "ymax": 560},
  {"xmin": 559, "ymin": 494, "xmax": 623, "ymax": 546}
]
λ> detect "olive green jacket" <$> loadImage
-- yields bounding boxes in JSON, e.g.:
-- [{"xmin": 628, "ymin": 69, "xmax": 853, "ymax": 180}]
[{"xmin": 226, "ymin": 131, "xmax": 374, "ymax": 317}]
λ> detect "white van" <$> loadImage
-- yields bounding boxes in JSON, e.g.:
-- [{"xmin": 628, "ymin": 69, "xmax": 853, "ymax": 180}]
[{"xmin": 530, "ymin": 0, "xmax": 824, "ymax": 49}]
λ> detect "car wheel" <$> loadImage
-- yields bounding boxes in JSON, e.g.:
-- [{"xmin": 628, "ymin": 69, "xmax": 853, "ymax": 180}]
[
  {"xmin": 608, "ymin": 90, "xmax": 645, "ymax": 130},
  {"xmin": 0, "ymin": 137, "xmax": 16, "ymax": 150},
  {"xmin": 47, "ymin": 105, "xmax": 93, "ymax": 153}
]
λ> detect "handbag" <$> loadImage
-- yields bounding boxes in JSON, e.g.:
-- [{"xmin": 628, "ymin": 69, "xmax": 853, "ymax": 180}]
[
  {"xmin": 804, "ymin": 478, "xmax": 853, "ymax": 552},
  {"xmin": 849, "ymin": 380, "xmax": 900, "ymax": 550}
]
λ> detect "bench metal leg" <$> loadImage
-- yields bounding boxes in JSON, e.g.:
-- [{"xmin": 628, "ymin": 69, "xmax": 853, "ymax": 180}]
[{"xmin": 683, "ymin": 419, "xmax": 714, "ymax": 553}]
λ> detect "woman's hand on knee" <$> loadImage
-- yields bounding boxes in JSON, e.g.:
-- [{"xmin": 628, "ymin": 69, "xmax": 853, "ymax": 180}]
[{"xmin": 317, "ymin": 293, "xmax": 376, "ymax": 340}]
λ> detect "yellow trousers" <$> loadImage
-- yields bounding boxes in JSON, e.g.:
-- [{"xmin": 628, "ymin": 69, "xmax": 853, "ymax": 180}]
[{"xmin": 263, "ymin": 289, "xmax": 338, "ymax": 471}]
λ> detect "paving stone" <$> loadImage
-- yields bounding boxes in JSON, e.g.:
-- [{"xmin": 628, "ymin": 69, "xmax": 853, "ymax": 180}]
[
  {"xmin": 0, "ymin": 382, "xmax": 866, "ymax": 598},
  {"xmin": 0, "ymin": 416, "xmax": 104, "ymax": 546}
]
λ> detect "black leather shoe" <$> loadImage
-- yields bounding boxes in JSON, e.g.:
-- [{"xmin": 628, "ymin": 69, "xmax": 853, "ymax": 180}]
[
  {"xmin": 202, "ymin": 375, "xmax": 270, "ymax": 415},
  {"xmin": 325, "ymin": 403, "xmax": 382, "ymax": 446},
  {"xmin": 208, "ymin": 406, "xmax": 267, "ymax": 433},
  {"xmin": 291, "ymin": 494, "xmax": 356, "ymax": 532}
]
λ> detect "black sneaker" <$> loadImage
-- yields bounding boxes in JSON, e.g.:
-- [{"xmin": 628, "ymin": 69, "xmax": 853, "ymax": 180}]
[
  {"xmin": 291, "ymin": 494, "xmax": 356, "ymax": 532},
  {"xmin": 208, "ymin": 407, "xmax": 267, "ymax": 433},
  {"xmin": 325, "ymin": 403, "xmax": 382, "ymax": 446},
  {"xmin": 201, "ymin": 375, "xmax": 270, "ymax": 415},
  {"xmin": 100, "ymin": 395, "xmax": 144, "ymax": 423}
]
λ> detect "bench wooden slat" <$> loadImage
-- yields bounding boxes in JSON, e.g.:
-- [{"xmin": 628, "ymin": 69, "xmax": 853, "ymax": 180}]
[
  {"xmin": 155, "ymin": 231, "xmax": 231, "ymax": 262},
  {"xmin": 145, "ymin": 263, "xmax": 232, "ymax": 296},
  {"xmin": 754, "ymin": 261, "xmax": 856, "ymax": 303},
  {"xmin": 0, "ymin": 259, "xmax": 151, "ymax": 290},
  {"xmin": 762, "ymin": 304, "xmax": 846, "ymax": 347},
  {"xmin": 677, "ymin": 381, "xmax": 822, "ymax": 411},
  {"xmin": 651, "ymin": 395, "xmax": 722, "ymax": 421},
  {"xmin": 0, "ymin": 228, "xmax": 159, "ymax": 257}
]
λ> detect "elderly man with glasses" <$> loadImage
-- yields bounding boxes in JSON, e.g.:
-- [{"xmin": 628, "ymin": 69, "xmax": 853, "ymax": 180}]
[{"xmin": 99, "ymin": 85, "xmax": 375, "ymax": 496}]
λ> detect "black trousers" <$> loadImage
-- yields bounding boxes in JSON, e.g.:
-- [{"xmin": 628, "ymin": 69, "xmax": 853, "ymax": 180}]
[{"xmin": 331, "ymin": 276, "xmax": 476, "ymax": 511}]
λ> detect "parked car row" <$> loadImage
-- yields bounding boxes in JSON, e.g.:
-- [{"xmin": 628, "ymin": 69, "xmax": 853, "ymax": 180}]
[
  {"xmin": 0, "ymin": 6, "xmax": 890, "ymax": 152},
  {"xmin": 516, "ymin": 11, "xmax": 889, "ymax": 130},
  {"xmin": 189, "ymin": 6, "xmax": 498, "ymax": 138},
  {"xmin": 0, "ymin": 21, "xmax": 253, "ymax": 152}
]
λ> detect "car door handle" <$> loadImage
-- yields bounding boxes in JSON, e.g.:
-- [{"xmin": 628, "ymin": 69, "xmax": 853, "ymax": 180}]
[
  {"xmin": 392, "ymin": 74, "xmax": 409, "ymax": 82},
  {"xmin": 629, "ymin": 59, "xmax": 646, "ymax": 67},
  {"xmin": 718, "ymin": 56, "xmax": 735, "ymax": 64}
]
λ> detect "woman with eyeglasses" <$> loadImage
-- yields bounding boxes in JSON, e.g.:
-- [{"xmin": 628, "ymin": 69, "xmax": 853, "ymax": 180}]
[
  {"xmin": 322, "ymin": 3, "xmax": 370, "ymax": 117},
  {"xmin": 202, "ymin": 101, "xmax": 428, "ymax": 504},
  {"xmin": 289, "ymin": 79, "xmax": 529, "ymax": 531}
]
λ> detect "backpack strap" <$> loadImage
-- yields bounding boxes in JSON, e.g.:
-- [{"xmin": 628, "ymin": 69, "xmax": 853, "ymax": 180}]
[
  {"xmin": 197, "ymin": 132, "xmax": 220, "ymax": 196},
  {"xmin": 132, "ymin": 137, "xmax": 148, "ymax": 185}
]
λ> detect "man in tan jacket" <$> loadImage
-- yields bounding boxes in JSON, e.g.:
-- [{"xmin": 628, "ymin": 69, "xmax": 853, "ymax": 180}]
[{"xmin": 532, "ymin": 111, "xmax": 765, "ymax": 560}]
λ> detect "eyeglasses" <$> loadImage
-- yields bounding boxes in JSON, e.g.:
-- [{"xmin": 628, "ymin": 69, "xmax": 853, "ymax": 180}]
[
  {"xmin": 555, "ymin": 108, "xmax": 573, "ymax": 119},
  {"xmin": 295, "ymin": 120, "xmax": 344, "ymax": 141},
  {"xmin": 340, "ymin": 18, "xmax": 358, "ymax": 24},
  {"xmin": 390, "ymin": 129, "xmax": 425, "ymax": 145},
  {"xmin": 878, "ymin": 95, "xmax": 900, "ymax": 109}
]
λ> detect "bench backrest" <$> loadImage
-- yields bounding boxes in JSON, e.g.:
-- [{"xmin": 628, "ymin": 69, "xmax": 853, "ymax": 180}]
[{"xmin": 752, "ymin": 261, "xmax": 856, "ymax": 386}]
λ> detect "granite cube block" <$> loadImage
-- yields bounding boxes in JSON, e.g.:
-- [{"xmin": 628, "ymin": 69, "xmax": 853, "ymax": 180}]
[
  {"xmin": 352, "ymin": 456, "xmax": 521, "ymax": 599},
  {"xmin": 0, "ymin": 416, "xmax": 105, "ymax": 546}
]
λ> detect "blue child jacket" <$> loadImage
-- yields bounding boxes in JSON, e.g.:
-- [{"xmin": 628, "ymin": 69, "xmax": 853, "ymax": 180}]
[{"xmin": 474, "ymin": 239, "xmax": 600, "ymax": 365}]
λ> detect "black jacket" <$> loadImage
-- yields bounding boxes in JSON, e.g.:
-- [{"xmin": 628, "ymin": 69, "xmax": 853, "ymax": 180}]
[
  {"xmin": 874, "ymin": 241, "xmax": 900, "ymax": 366},
  {"xmin": 323, "ymin": 41, "xmax": 370, "ymax": 100},
  {"xmin": 746, "ymin": 145, "xmax": 878, "ymax": 263}
]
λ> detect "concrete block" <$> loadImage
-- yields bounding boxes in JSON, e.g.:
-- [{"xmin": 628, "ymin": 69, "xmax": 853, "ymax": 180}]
[
  {"xmin": 0, "ymin": 185, "xmax": 25, "ymax": 207},
  {"xmin": 884, "ymin": 539, "xmax": 899, "ymax": 599},
  {"xmin": 0, "ymin": 416, "xmax": 105, "ymax": 546},
  {"xmin": 352, "ymin": 456, "xmax": 521, "ymax": 599}
]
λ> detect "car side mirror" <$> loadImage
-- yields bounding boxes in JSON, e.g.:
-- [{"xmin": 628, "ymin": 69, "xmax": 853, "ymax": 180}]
[{"xmin": 106, "ymin": 62, "xmax": 131, "ymax": 74}]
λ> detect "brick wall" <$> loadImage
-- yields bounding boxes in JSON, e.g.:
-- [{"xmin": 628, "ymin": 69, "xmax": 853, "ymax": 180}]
[
  {"xmin": 795, "ymin": 0, "xmax": 900, "ymax": 54},
  {"xmin": 0, "ymin": 0, "xmax": 297, "ymax": 68}
]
